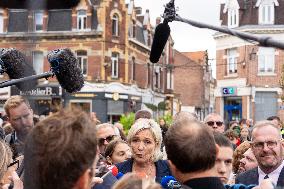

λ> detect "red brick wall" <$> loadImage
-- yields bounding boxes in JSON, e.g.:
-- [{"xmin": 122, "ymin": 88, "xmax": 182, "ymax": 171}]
[{"xmin": 174, "ymin": 50, "xmax": 204, "ymax": 107}]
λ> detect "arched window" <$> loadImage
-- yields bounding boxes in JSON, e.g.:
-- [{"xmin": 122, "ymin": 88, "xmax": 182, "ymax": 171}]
[
  {"xmin": 76, "ymin": 50, "xmax": 88, "ymax": 76},
  {"xmin": 112, "ymin": 14, "xmax": 119, "ymax": 36}
]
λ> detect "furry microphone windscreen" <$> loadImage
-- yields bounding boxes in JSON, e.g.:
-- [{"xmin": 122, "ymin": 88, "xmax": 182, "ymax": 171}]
[
  {"xmin": 47, "ymin": 48, "xmax": 84, "ymax": 93},
  {"xmin": 0, "ymin": 48, "xmax": 37, "ymax": 91},
  {"xmin": 0, "ymin": 0, "xmax": 80, "ymax": 9},
  {"xmin": 149, "ymin": 22, "xmax": 171, "ymax": 63}
]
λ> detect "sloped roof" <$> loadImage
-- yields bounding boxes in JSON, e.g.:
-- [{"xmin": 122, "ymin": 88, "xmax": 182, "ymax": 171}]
[{"xmin": 181, "ymin": 51, "xmax": 206, "ymax": 65}]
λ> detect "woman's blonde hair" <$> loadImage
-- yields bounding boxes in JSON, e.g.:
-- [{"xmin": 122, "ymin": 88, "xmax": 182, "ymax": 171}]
[
  {"xmin": 0, "ymin": 140, "xmax": 12, "ymax": 180},
  {"xmin": 127, "ymin": 118, "xmax": 163, "ymax": 162}
]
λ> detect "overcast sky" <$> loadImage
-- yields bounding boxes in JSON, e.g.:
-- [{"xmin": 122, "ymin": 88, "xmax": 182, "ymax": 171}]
[{"xmin": 126, "ymin": 0, "xmax": 226, "ymax": 77}]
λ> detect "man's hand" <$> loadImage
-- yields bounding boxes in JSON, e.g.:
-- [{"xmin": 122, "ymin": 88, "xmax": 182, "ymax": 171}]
[{"xmin": 91, "ymin": 176, "xmax": 103, "ymax": 187}]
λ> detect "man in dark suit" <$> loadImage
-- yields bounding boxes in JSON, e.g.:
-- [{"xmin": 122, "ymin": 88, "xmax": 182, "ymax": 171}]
[
  {"xmin": 236, "ymin": 120, "xmax": 284, "ymax": 187},
  {"xmin": 165, "ymin": 119, "xmax": 225, "ymax": 189}
]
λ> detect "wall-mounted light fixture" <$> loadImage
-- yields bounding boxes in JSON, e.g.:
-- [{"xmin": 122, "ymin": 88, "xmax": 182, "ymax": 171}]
[{"xmin": 249, "ymin": 48, "xmax": 257, "ymax": 60}]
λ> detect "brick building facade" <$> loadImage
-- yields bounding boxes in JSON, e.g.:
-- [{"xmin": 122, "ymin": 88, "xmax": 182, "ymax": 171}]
[
  {"xmin": 0, "ymin": 0, "xmax": 175, "ymax": 122},
  {"xmin": 173, "ymin": 50, "xmax": 215, "ymax": 120},
  {"xmin": 214, "ymin": 0, "xmax": 284, "ymax": 125}
]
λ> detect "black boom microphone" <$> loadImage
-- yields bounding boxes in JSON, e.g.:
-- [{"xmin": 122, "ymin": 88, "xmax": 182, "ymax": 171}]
[
  {"xmin": 0, "ymin": 48, "xmax": 84, "ymax": 93},
  {"xmin": 149, "ymin": 0, "xmax": 175, "ymax": 63},
  {"xmin": 0, "ymin": 0, "xmax": 80, "ymax": 10},
  {"xmin": 47, "ymin": 48, "xmax": 84, "ymax": 93},
  {"xmin": 149, "ymin": 22, "xmax": 171, "ymax": 63},
  {"xmin": 0, "ymin": 48, "xmax": 37, "ymax": 91}
]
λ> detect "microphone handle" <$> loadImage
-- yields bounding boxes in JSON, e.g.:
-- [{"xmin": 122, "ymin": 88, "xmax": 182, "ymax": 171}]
[{"xmin": 0, "ymin": 71, "xmax": 53, "ymax": 89}]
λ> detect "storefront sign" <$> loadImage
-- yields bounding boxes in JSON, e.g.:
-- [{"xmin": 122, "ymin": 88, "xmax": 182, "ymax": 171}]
[
  {"xmin": 73, "ymin": 93, "xmax": 96, "ymax": 98},
  {"xmin": 222, "ymin": 87, "xmax": 237, "ymax": 96},
  {"xmin": 12, "ymin": 86, "xmax": 60, "ymax": 97},
  {"xmin": 0, "ymin": 86, "xmax": 10, "ymax": 100}
]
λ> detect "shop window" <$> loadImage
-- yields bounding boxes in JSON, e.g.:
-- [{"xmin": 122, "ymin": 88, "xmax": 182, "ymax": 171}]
[
  {"xmin": 33, "ymin": 51, "xmax": 44, "ymax": 74},
  {"xmin": 111, "ymin": 52, "xmax": 119, "ymax": 78},
  {"xmin": 226, "ymin": 48, "xmax": 238, "ymax": 74},
  {"xmin": 112, "ymin": 14, "xmax": 119, "ymax": 36},
  {"xmin": 77, "ymin": 10, "xmax": 87, "ymax": 30},
  {"xmin": 34, "ymin": 11, "xmax": 43, "ymax": 31},
  {"xmin": 76, "ymin": 50, "xmax": 88, "ymax": 76},
  {"xmin": 70, "ymin": 100, "xmax": 91, "ymax": 113},
  {"xmin": 258, "ymin": 47, "xmax": 275, "ymax": 73}
]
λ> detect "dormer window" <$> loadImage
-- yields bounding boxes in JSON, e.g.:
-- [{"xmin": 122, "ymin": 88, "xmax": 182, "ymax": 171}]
[
  {"xmin": 34, "ymin": 11, "xmax": 43, "ymax": 32},
  {"xmin": 256, "ymin": 0, "xmax": 279, "ymax": 25},
  {"xmin": 77, "ymin": 10, "xmax": 87, "ymax": 30},
  {"xmin": 228, "ymin": 9, "xmax": 239, "ymax": 28},
  {"xmin": 259, "ymin": 4, "xmax": 274, "ymax": 24},
  {"xmin": 223, "ymin": 0, "xmax": 240, "ymax": 28}
]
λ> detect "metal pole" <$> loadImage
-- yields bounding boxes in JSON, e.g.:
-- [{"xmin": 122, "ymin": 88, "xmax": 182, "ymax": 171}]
[
  {"xmin": 0, "ymin": 71, "xmax": 53, "ymax": 88},
  {"xmin": 174, "ymin": 15, "xmax": 284, "ymax": 49}
]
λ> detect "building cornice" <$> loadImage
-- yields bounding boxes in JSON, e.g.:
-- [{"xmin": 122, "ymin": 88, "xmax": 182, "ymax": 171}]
[
  {"xmin": 214, "ymin": 25, "xmax": 284, "ymax": 39},
  {"xmin": 0, "ymin": 31, "xmax": 103, "ymax": 40}
]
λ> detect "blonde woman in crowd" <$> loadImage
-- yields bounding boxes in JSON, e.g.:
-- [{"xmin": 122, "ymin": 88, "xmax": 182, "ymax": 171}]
[
  {"xmin": 116, "ymin": 118, "xmax": 171, "ymax": 183},
  {"xmin": 0, "ymin": 140, "xmax": 23, "ymax": 189}
]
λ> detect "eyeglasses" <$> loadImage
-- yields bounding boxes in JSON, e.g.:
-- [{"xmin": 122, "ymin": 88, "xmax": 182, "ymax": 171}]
[
  {"xmin": 7, "ymin": 159, "xmax": 19, "ymax": 170},
  {"xmin": 251, "ymin": 140, "xmax": 279, "ymax": 150},
  {"xmin": 98, "ymin": 135, "xmax": 116, "ymax": 146},
  {"xmin": 206, "ymin": 121, "xmax": 223, "ymax": 127}
]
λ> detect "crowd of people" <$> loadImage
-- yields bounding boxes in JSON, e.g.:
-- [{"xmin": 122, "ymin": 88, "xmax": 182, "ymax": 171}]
[{"xmin": 0, "ymin": 95, "xmax": 283, "ymax": 189}]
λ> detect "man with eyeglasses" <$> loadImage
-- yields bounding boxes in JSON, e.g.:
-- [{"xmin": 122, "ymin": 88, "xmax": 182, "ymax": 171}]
[
  {"xmin": 236, "ymin": 120, "xmax": 284, "ymax": 187},
  {"xmin": 4, "ymin": 95, "xmax": 34, "ymax": 159},
  {"xmin": 96, "ymin": 123, "xmax": 120, "ymax": 156},
  {"xmin": 204, "ymin": 113, "xmax": 225, "ymax": 133}
]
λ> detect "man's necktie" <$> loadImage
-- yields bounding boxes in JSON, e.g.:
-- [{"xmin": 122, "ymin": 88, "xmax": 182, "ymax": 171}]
[{"xmin": 264, "ymin": 175, "xmax": 269, "ymax": 179}]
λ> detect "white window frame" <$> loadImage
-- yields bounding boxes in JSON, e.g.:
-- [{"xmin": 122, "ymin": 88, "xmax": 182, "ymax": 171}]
[
  {"xmin": 228, "ymin": 9, "xmax": 239, "ymax": 28},
  {"xmin": 77, "ymin": 10, "xmax": 87, "ymax": 30},
  {"xmin": 227, "ymin": 48, "xmax": 238, "ymax": 74},
  {"xmin": 34, "ymin": 11, "xmax": 43, "ymax": 32},
  {"xmin": 112, "ymin": 14, "xmax": 119, "ymax": 36},
  {"xmin": 0, "ymin": 10, "xmax": 3, "ymax": 33},
  {"xmin": 167, "ymin": 70, "xmax": 174, "ymax": 90},
  {"xmin": 33, "ymin": 51, "xmax": 44, "ymax": 74},
  {"xmin": 111, "ymin": 52, "xmax": 119, "ymax": 78},
  {"xmin": 76, "ymin": 51, "xmax": 88, "ymax": 76},
  {"xmin": 257, "ymin": 47, "xmax": 275, "ymax": 73},
  {"xmin": 259, "ymin": 3, "xmax": 274, "ymax": 24}
]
